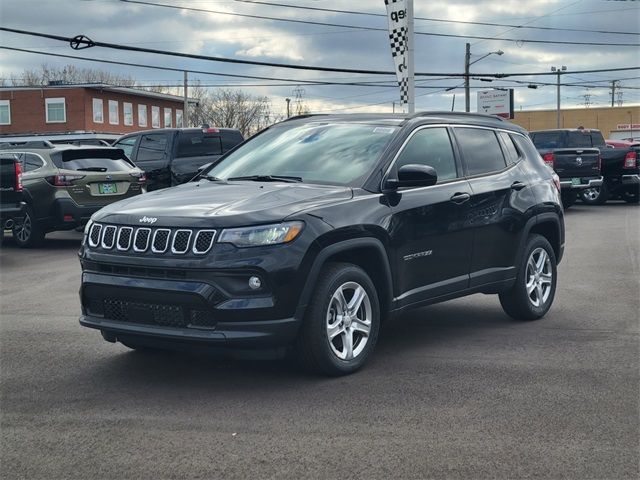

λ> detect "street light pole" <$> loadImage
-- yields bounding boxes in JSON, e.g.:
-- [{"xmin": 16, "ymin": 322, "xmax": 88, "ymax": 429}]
[
  {"xmin": 464, "ymin": 44, "xmax": 504, "ymax": 113},
  {"xmin": 552, "ymin": 66, "xmax": 567, "ymax": 128}
]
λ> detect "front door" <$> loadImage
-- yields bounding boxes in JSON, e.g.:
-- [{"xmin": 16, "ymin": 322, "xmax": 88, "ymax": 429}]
[{"xmin": 387, "ymin": 126, "xmax": 473, "ymax": 307}]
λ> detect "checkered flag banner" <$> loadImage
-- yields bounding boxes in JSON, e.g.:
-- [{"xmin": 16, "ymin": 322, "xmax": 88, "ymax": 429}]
[{"xmin": 385, "ymin": 0, "xmax": 409, "ymax": 106}]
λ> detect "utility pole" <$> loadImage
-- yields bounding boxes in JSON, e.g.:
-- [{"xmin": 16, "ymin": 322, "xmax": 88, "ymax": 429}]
[
  {"xmin": 611, "ymin": 80, "xmax": 617, "ymax": 107},
  {"xmin": 183, "ymin": 71, "xmax": 188, "ymax": 127},
  {"xmin": 464, "ymin": 43, "xmax": 471, "ymax": 113},
  {"xmin": 285, "ymin": 98, "xmax": 291, "ymax": 118},
  {"xmin": 551, "ymin": 66, "xmax": 567, "ymax": 129},
  {"xmin": 407, "ymin": 0, "xmax": 415, "ymax": 114}
]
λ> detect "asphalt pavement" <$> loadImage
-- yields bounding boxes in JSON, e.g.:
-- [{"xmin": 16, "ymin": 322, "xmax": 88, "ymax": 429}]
[{"xmin": 1, "ymin": 202, "xmax": 638, "ymax": 479}]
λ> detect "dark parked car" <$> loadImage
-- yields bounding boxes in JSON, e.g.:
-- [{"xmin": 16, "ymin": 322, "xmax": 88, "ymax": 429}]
[
  {"xmin": 0, "ymin": 143, "xmax": 146, "ymax": 247},
  {"xmin": 79, "ymin": 112, "xmax": 564, "ymax": 375},
  {"xmin": 0, "ymin": 155, "xmax": 25, "ymax": 245},
  {"xmin": 113, "ymin": 127, "xmax": 244, "ymax": 191},
  {"xmin": 529, "ymin": 128, "xmax": 603, "ymax": 208}
]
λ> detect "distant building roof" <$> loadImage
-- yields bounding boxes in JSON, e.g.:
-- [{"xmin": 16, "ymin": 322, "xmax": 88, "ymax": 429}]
[{"xmin": 0, "ymin": 83, "xmax": 197, "ymax": 104}]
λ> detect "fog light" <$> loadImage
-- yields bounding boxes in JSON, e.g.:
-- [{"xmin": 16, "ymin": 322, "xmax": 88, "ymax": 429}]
[{"xmin": 248, "ymin": 276, "xmax": 262, "ymax": 290}]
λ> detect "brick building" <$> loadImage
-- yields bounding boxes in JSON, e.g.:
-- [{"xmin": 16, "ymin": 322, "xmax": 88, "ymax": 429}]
[{"xmin": 0, "ymin": 84, "xmax": 193, "ymax": 136}]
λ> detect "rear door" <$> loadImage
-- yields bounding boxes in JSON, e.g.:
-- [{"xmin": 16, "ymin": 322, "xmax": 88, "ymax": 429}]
[
  {"xmin": 134, "ymin": 133, "xmax": 172, "ymax": 190},
  {"xmin": 453, "ymin": 127, "xmax": 531, "ymax": 286}
]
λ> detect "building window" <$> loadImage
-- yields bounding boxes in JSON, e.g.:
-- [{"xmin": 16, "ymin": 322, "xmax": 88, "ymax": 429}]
[
  {"xmin": 109, "ymin": 100, "xmax": 119, "ymax": 125},
  {"xmin": 164, "ymin": 107, "xmax": 172, "ymax": 128},
  {"xmin": 92, "ymin": 98, "xmax": 103, "ymax": 123},
  {"xmin": 176, "ymin": 109, "xmax": 183, "ymax": 128},
  {"xmin": 138, "ymin": 104, "xmax": 147, "ymax": 127},
  {"xmin": 45, "ymin": 97, "xmax": 66, "ymax": 123},
  {"xmin": 123, "ymin": 102, "xmax": 133, "ymax": 126},
  {"xmin": 0, "ymin": 100, "xmax": 10, "ymax": 125},
  {"xmin": 151, "ymin": 106, "xmax": 160, "ymax": 128}
]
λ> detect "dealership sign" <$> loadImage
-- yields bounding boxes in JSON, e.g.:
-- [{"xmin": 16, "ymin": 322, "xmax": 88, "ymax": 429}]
[
  {"xmin": 617, "ymin": 124, "xmax": 640, "ymax": 130},
  {"xmin": 477, "ymin": 89, "xmax": 514, "ymax": 119}
]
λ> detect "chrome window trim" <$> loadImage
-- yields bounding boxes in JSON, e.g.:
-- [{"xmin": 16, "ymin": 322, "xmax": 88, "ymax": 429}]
[
  {"xmin": 101, "ymin": 225, "xmax": 117, "ymax": 249},
  {"xmin": 88, "ymin": 223, "xmax": 103, "ymax": 248},
  {"xmin": 192, "ymin": 230, "xmax": 217, "ymax": 255},
  {"xmin": 133, "ymin": 227, "xmax": 151, "ymax": 252},
  {"xmin": 116, "ymin": 226, "xmax": 133, "ymax": 251},
  {"xmin": 151, "ymin": 228, "xmax": 171, "ymax": 253},
  {"xmin": 171, "ymin": 229, "xmax": 192, "ymax": 254}
]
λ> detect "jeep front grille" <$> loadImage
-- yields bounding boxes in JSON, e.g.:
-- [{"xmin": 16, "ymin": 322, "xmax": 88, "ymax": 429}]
[{"xmin": 89, "ymin": 223, "xmax": 217, "ymax": 255}]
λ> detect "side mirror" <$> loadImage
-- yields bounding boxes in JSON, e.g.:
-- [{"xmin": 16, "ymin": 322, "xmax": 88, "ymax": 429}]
[{"xmin": 385, "ymin": 164, "xmax": 438, "ymax": 190}]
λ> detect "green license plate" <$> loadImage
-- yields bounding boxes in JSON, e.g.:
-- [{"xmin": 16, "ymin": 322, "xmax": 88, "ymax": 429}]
[
  {"xmin": 571, "ymin": 178, "xmax": 581, "ymax": 186},
  {"xmin": 98, "ymin": 182, "xmax": 117, "ymax": 194}
]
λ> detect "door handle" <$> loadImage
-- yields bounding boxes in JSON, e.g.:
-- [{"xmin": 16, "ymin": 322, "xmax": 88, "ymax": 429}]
[
  {"xmin": 450, "ymin": 192, "xmax": 471, "ymax": 204},
  {"xmin": 511, "ymin": 181, "xmax": 527, "ymax": 191}
]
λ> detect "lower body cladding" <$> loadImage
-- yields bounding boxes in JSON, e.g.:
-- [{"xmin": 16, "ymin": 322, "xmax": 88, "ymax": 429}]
[{"xmin": 79, "ymin": 272, "xmax": 301, "ymax": 356}]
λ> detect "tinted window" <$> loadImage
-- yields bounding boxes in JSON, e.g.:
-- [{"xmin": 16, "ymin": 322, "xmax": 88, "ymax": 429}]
[
  {"xmin": 137, "ymin": 134, "xmax": 168, "ymax": 162},
  {"xmin": 54, "ymin": 149, "xmax": 135, "ymax": 172},
  {"xmin": 177, "ymin": 133, "xmax": 222, "ymax": 157},
  {"xmin": 208, "ymin": 123, "xmax": 398, "ymax": 186},
  {"xmin": 24, "ymin": 153, "xmax": 44, "ymax": 172},
  {"xmin": 221, "ymin": 132, "xmax": 244, "ymax": 153},
  {"xmin": 114, "ymin": 136, "xmax": 138, "ymax": 159},
  {"xmin": 498, "ymin": 131, "xmax": 520, "ymax": 165},
  {"xmin": 395, "ymin": 127, "xmax": 457, "ymax": 182},
  {"xmin": 512, "ymin": 134, "xmax": 544, "ymax": 165},
  {"xmin": 567, "ymin": 131, "xmax": 592, "ymax": 148},
  {"xmin": 531, "ymin": 132, "xmax": 562, "ymax": 149},
  {"xmin": 456, "ymin": 128, "xmax": 507, "ymax": 176}
]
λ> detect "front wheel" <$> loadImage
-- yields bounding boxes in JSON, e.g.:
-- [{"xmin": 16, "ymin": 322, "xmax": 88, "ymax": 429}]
[
  {"xmin": 499, "ymin": 234, "xmax": 557, "ymax": 321},
  {"xmin": 579, "ymin": 183, "xmax": 608, "ymax": 205},
  {"xmin": 295, "ymin": 263, "xmax": 380, "ymax": 376}
]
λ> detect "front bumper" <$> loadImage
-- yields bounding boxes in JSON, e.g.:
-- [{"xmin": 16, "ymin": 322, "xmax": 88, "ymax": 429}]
[{"xmin": 559, "ymin": 176, "xmax": 603, "ymax": 189}]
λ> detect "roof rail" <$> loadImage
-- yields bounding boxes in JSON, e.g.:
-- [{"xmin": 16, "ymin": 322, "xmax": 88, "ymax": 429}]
[
  {"xmin": 23, "ymin": 140, "xmax": 56, "ymax": 149},
  {"xmin": 281, "ymin": 114, "xmax": 328, "ymax": 123},
  {"xmin": 409, "ymin": 111, "xmax": 507, "ymax": 122}
]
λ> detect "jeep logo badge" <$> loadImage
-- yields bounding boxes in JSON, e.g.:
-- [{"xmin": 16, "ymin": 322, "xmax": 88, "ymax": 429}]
[{"xmin": 139, "ymin": 216, "xmax": 158, "ymax": 224}]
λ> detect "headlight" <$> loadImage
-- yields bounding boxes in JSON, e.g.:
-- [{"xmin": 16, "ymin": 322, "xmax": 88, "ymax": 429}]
[{"xmin": 218, "ymin": 221, "xmax": 304, "ymax": 247}]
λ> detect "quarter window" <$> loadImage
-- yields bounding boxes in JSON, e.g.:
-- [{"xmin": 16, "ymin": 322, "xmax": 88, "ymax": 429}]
[
  {"xmin": 456, "ymin": 128, "xmax": 507, "ymax": 176},
  {"xmin": 138, "ymin": 104, "xmax": 148, "ymax": 127},
  {"xmin": 92, "ymin": 98, "xmax": 103, "ymax": 123},
  {"xmin": 45, "ymin": 98, "xmax": 66, "ymax": 123},
  {"xmin": 109, "ymin": 100, "xmax": 119, "ymax": 125},
  {"xmin": 123, "ymin": 102, "xmax": 133, "ymax": 126},
  {"xmin": 24, "ymin": 153, "xmax": 45, "ymax": 172},
  {"xmin": 498, "ymin": 131, "xmax": 520, "ymax": 165},
  {"xmin": 0, "ymin": 100, "xmax": 10, "ymax": 125},
  {"xmin": 395, "ymin": 127, "xmax": 458, "ymax": 182}
]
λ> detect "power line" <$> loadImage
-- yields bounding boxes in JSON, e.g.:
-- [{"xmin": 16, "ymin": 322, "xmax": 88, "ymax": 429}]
[
  {"xmin": 2, "ymin": 31, "xmax": 639, "ymax": 80},
  {"xmin": 232, "ymin": 0, "xmax": 639, "ymax": 36},
  {"xmin": 117, "ymin": 0, "xmax": 640, "ymax": 47}
]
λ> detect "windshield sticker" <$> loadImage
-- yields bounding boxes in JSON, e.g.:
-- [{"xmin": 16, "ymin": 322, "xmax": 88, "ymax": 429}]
[{"xmin": 373, "ymin": 127, "xmax": 396, "ymax": 134}]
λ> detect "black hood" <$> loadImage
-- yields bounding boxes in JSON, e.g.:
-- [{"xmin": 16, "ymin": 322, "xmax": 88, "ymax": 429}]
[{"xmin": 93, "ymin": 180, "xmax": 353, "ymax": 227}]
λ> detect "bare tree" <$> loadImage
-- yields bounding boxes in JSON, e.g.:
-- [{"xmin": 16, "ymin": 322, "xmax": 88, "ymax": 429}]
[
  {"xmin": 10, "ymin": 64, "xmax": 136, "ymax": 87},
  {"xmin": 192, "ymin": 88, "xmax": 275, "ymax": 137}
]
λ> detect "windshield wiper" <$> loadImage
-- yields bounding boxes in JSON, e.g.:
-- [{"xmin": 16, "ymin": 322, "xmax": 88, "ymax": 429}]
[
  {"xmin": 201, "ymin": 174, "xmax": 223, "ymax": 182},
  {"xmin": 228, "ymin": 175, "xmax": 303, "ymax": 183},
  {"xmin": 76, "ymin": 167, "xmax": 107, "ymax": 172}
]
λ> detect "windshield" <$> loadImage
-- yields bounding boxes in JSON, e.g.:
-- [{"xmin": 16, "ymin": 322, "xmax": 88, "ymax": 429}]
[{"xmin": 206, "ymin": 122, "xmax": 398, "ymax": 186}]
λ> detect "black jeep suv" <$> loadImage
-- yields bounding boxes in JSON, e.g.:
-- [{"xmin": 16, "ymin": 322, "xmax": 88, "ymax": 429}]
[{"xmin": 79, "ymin": 113, "xmax": 565, "ymax": 375}]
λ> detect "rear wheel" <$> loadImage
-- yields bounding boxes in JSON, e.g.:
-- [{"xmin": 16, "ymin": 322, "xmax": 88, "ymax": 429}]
[
  {"xmin": 12, "ymin": 206, "xmax": 45, "ymax": 248},
  {"xmin": 499, "ymin": 234, "xmax": 557, "ymax": 321},
  {"xmin": 560, "ymin": 190, "xmax": 578, "ymax": 208},
  {"xmin": 295, "ymin": 263, "xmax": 380, "ymax": 376},
  {"xmin": 579, "ymin": 183, "xmax": 608, "ymax": 205}
]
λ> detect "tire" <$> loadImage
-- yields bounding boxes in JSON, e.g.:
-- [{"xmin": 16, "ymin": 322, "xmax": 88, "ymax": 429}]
[
  {"xmin": 560, "ymin": 190, "xmax": 578, "ymax": 209},
  {"xmin": 579, "ymin": 183, "xmax": 609, "ymax": 205},
  {"xmin": 295, "ymin": 262, "xmax": 381, "ymax": 376},
  {"xmin": 622, "ymin": 187, "xmax": 639, "ymax": 204},
  {"xmin": 12, "ymin": 205, "xmax": 45, "ymax": 248},
  {"xmin": 499, "ymin": 234, "xmax": 557, "ymax": 321}
]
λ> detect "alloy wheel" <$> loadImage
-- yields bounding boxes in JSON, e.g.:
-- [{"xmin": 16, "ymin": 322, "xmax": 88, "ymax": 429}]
[
  {"xmin": 15, "ymin": 211, "xmax": 32, "ymax": 243},
  {"xmin": 582, "ymin": 188, "xmax": 600, "ymax": 202},
  {"xmin": 326, "ymin": 281, "xmax": 372, "ymax": 361},
  {"xmin": 526, "ymin": 247, "xmax": 553, "ymax": 308}
]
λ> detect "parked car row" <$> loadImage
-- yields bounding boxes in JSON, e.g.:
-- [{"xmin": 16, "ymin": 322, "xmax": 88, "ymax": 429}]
[{"xmin": 0, "ymin": 126, "xmax": 245, "ymax": 247}]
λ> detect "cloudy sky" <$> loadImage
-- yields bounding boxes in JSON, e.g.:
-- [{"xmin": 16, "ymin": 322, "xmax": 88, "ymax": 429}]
[{"xmin": 1, "ymin": 0, "xmax": 638, "ymax": 117}]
